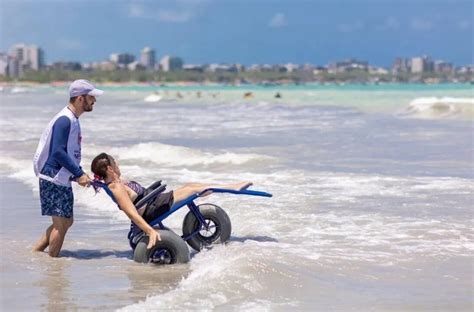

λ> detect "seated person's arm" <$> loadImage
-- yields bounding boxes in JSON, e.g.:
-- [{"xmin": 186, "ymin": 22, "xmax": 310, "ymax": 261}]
[{"xmin": 109, "ymin": 182, "xmax": 161, "ymax": 248}]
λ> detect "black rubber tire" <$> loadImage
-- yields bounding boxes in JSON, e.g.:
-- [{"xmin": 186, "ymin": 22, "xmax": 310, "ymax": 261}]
[
  {"xmin": 182, "ymin": 204, "xmax": 232, "ymax": 251},
  {"xmin": 133, "ymin": 230, "xmax": 190, "ymax": 264}
]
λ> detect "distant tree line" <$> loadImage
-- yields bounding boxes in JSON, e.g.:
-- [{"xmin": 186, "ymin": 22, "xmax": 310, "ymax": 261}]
[{"xmin": 0, "ymin": 68, "xmax": 472, "ymax": 84}]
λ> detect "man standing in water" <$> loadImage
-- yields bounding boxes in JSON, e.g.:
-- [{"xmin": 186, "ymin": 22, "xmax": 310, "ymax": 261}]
[{"xmin": 32, "ymin": 80, "xmax": 104, "ymax": 257}]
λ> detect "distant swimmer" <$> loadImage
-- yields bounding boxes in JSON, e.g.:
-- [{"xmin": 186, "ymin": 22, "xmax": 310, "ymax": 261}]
[
  {"xmin": 244, "ymin": 92, "xmax": 253, "ymax": 99},
  {"xmin": 275, "ymin": 92, "xmax": 282, "ymax": 98}
]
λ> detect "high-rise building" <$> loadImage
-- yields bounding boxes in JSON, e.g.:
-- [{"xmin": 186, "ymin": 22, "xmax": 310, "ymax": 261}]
[
  {"xmin": 8, "ymin": 43, "xmax": 44, "ymax": 71},
  {"xmin": 0, "ymin": 53, "xmax": 8, "ymax": 76},
  {"xmin": 9, "ymin": 44, "xmax": 27, "ymax": 64},
  {"xmin": 7, "ymin": 57, "xmax": 21, "ymax": 78},
  {"xmin": 434, "ymin": 61, "xmax": 454, "ymax": 74},
  {"xmin": 28, "ymin": 45, "xmax": 44, "ymax": 70},
  {"xmin": 8, "ymin": 44, "xmax": 26, "ymax": 77},
  {"xmin": 140, "ymin": 47, "xmax": 155, "ymax": 70},
  {"xmin": 159, "ymin": 55, "xmax": 183, "ymax": 72},
  {"xmin": 109, "ymin": 53, "xmax": 135, "ymax": 65},
  {"xmin": 392, "ymin": 58, "xmax": 410, "ymax": 74},
  {"xmin": 411, "ymin": 56, "xmax": 433, "ymax": 73},
  {"xmin": 411, "ymin": 57, "xmax": 424, "ymax": 73}
]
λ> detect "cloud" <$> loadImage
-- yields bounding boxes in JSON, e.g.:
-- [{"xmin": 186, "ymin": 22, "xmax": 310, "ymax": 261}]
[
  {"xmin": 129, "ymin": 3, "xmax": 146, "ymax": 18},
  {"xmin": 410, "ymin": 17, "xmax": 433, "ymax": 31},
  {"xmin": 127, "ymin": 1, "xmax": 207, "ymax": 23},
  {"xmin": 375, "ymin": 17, "xmax": 400, "ymax": 31},
  {"xmin": 175, "ymin": 0, "xmax": 210, "ymax": 3},
  {"xmin": 156, "ymin": 9, "xmax": 193, "ymax": 22},
  {"xmin": 382, "ymin": 16, "xmax": 400, "ymax": 30},
  {"xmin": 458, "ymin": 20, "xmax": 471, "ymax": 31},
  {"xmin": 56, "ymin": 39, "xmax": 84, "ymax": 51},
  {"xmin": 269, "ymin": 13, "xmax": 287, "ymax": 28},
  {"xmin": 338, "ymin": 20, "xmax": 364, "ymax": 33}
]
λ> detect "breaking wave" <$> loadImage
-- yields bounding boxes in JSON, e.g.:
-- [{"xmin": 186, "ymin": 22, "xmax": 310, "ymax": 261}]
[
  {"xmin": 399, "ymin": 97, "xmax": 474, "ymax": 119},
  {"xmin": 102, "ymin": 142, "xmax": 276, "ymax": 168}
]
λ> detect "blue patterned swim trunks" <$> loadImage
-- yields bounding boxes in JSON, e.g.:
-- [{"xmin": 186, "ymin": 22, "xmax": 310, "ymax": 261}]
[{"xmin": 39, "ymin": 171, "xmax": 74, "ymax": 218}]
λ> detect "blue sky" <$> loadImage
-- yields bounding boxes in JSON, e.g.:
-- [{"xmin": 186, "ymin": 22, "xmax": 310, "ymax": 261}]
[{"xmin": 1, "ymin": 0, "xmax": 472, "ymax": 66}]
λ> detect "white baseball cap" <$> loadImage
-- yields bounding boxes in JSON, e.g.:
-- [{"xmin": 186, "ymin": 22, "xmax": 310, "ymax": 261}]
[{"xmin": 69, "ymin": 79, "xmax": 104, "ymax": 97}]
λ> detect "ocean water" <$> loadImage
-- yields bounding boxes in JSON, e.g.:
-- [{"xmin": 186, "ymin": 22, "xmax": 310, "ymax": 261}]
[{"xmin": 0, "ymin": 84, "xmax": 472, "ymax": 311}]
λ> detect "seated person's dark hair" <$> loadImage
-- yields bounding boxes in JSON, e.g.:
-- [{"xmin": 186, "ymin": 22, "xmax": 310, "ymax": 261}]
[{"xmin": 91, "ymin": 153, "xmax": 115, "ymax": 192}]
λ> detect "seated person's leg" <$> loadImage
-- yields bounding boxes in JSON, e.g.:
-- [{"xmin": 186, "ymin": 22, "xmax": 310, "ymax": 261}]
[
  {"xmin": 140, "ymin": 181, "xmax": 252, "ymax": 223},
  {"xmin": 173, "ymin": 181, "xmax": 253, "ymax": 202}
]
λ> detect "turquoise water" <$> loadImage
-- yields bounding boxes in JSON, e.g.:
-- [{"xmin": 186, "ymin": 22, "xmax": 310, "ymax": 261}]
[
  {"xmin": 91, "ymin": 82, "xmax": 473, "ymax": 91},
  {"xmin": 38, "ymin": 82, "xmax": 474, "ymax": 118}
]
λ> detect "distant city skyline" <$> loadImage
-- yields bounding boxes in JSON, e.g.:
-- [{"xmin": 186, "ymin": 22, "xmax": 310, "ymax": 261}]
[{"xmin": 1, "ymin": 0, "xmax": 472, "ymax": 67}]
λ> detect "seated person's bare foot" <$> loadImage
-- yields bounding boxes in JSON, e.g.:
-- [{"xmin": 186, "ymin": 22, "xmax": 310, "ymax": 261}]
[
  {"xmin": 199, "ymin": 182, "xmax": 253, "ymax": 197},
  {"xmin": 235, "ymin": 182, "xmax": 253, "ymax": 191}
]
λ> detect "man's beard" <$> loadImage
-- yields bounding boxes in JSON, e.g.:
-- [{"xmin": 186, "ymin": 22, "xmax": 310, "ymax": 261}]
[
  {"xmin": 83, "ymin": 104, "xmax": 93, "ymax": 112},
  {"xmin": 83, "ymin": 97, "xmax": 93, "ymax": 111}
]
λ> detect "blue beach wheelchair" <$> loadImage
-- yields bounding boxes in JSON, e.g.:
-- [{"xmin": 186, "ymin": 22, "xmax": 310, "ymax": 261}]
[{"xmin": 91, "ymin": 180, "xmax": 272, "ymax": 265}]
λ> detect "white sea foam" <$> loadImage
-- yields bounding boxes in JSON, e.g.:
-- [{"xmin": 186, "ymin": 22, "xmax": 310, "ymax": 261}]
[
  {"xmin": 1, "ymin": 87, "xmax": 473, "ymax": 310},
  {"xmin": 399, "ymin": 97, "xmax": 474, "ymax": 119},
  {"xmin": 1, "ymin": 152, "xmax": 473, "ymax": 311},
  {"xmin": 2, "ymin": 148, "xmax": 472, "ymax": 260},
  {"xmin": 104, "ymin": 142, "xmax": 275, "ymax": 168},
  {"xmin": 10, "ymin": 87, "xmax": 30, "ymax": 94},
  {"xmin": 143, "ymin": 94, "xmax": 162, "ymax": 102},
  {"xmin": 120, "ymin": 198, "xmax": 473, "ymax": 311},
  {"xmin": 0, "ymin": 157, "xmax": 38, "ymax": 191},
  {"xmin": 0, "ymin": 141, "xmax": 276, "ymax": 223},
  {"xmin": 119, "ymin": 244, "xmax": 300, "ymax": 311},
  {"xmin": 0, "ymin": 155, "xmax": 127, "ymax": 223}
]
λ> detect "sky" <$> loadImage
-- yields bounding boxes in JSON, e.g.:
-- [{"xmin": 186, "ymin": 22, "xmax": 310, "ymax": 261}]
[{"xmin": 0, "ymin": 0, "xmax": 472, "ymax": 67}]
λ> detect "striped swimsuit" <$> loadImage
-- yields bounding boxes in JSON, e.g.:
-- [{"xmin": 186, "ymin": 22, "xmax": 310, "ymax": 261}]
[{"xmin": 125, "ymin": 180, "xmax": 145, "ymax": 197}]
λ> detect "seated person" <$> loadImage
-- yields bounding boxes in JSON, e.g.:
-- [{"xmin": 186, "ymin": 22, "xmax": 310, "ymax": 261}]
[{"xmin": 90, "ymin": 153, "xmax": 252, "ymax": 249}]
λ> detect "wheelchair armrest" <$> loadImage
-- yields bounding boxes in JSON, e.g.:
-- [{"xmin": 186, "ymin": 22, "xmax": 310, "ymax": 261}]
[
  {"xmin": 146, "ymin": 180, "xmax": 162, "ymax": 191},
  {"xmin": 135, "ymin": 184, "xmax": 167, "ymax": 209}
]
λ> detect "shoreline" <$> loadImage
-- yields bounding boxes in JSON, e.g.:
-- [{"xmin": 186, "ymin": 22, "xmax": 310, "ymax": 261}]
[{"xmin": 1, "ymin": 81, "xmax": 473, "ymax": 88}]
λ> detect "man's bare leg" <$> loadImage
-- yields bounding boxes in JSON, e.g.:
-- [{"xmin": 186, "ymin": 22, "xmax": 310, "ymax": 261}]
[
  {"xmin": 47, "ymin": 216, "xmax": 73, "ymax": 257},
  {"xmin": 33, "ymin": 224, "xmax": 54, "ymax": 252},
  {"xmin": 173, "ymin": 182, "xmax": 253, "ymax": 202}
]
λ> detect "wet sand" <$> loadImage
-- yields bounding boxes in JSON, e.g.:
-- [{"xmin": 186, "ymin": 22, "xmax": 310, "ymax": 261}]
[{"xmin": 0, "ymin": 175, "xmax": 190, "ymax": 311}]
